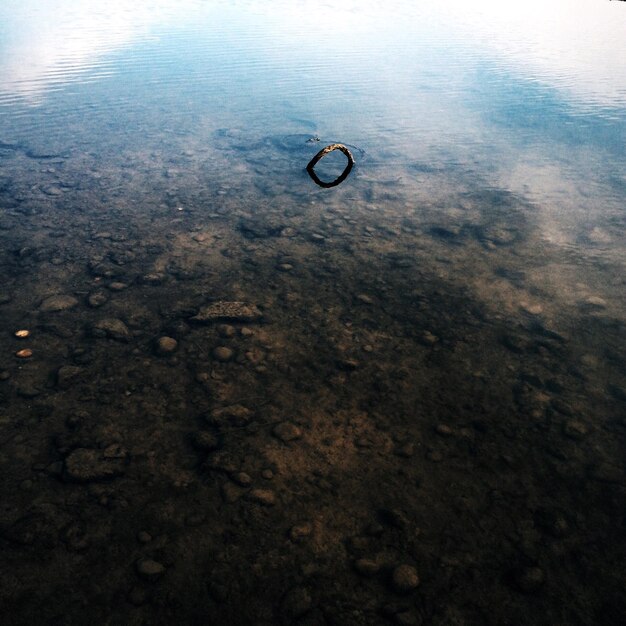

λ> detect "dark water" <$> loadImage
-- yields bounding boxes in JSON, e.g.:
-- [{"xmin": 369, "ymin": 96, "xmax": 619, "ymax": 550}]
[{"xmin": 1, "ymin": 1, "xmax": 625, "ymax": 624}]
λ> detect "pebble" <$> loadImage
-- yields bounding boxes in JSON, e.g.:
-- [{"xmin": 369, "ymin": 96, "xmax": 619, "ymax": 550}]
[
  {"xmin": 39, "ymin": 295, "xmax": 79, "ymax": 312},
  {"xmin": 277, "ymin": 263, "xmax": 293, "ymax": 272},
  {"xmin": 87, "ymin": 290, "xmax": 108, "ymax": 308},
  {"xmin": 213, "ymin": 346, "xmax": 234, "ymax": 362},
  {"xmin": 512, "ymin": 566, "xmax": 545, "ymax": 593},
  {"xmin": 231, "ymin": 472, "xmax": 252, "ymax": 487},
  {"xmin": 280, "ymin": 587, "xmax": 312, "ymax": 622},
  {"xmin": 155, "ymin": 336, "xmax": 178, "ymax": 355},
  {"xmin": 57, "ymin": 365, "xmax": 83, "ymax": 389},
  {"xmin": 137, "ymin": 531, "xmax": 152, "ymax": 544},
  {"xmin": 261, "ymin": 469, "xmax": 274, "ymax": 480},
  {"xmin": 135, "ymin": 558, "xmax": 166, "ymax": 582},
  {"xmin": 419, "ymin": 331, "xmax": 439, "ymax": 346},
  {"xmin": 64, "ymin": 448, "xmax": 126, "ymax": 482},
  {"xmin": 207, "ymin": 405, "xmax": 253, "ymax": 427},
  {"xmin": 356, "ymin": 294, "xmax": 374, "ymax": 304},
  {"xmin": 391, "ymin": 565, "xmax": 420, "ymax": 593},
  {"xmin": 91, "ymin": 318, "xmax": 131, "ymax": 341},
  {"xmin": 272, "ymin": 422, "xmax": 302, "ymax": 442},
  {"xmin": 289, "ymin": 522, "xmax": 313, "ymax": 542},
  {"xmin": 192, "ymin": 431, "xmax": 220, "ymax": 451},
  {"xmin": 15, "ymin": 349, "xmax": 33, "ymax": 359},
  {"xmin": 520, "ymin": 302, "xmax": 543, "ymax": 315},
  {"xmin": 435, "ymin": 424, "xmax": 453, "ymax": 437},
  {"xmin": 221, "ymin": 482, "xmax": 244, "ymax": 503},
  {"xmin": 240, "ymin": 327, "xmax": 254, "ymax": 337},
  {"xmin": 217, "ymin": 324, "xmax": 236, "ymax": 338},
  {"xmin": 108, "ymin": 282, "xmax": 127, "ymax": 291},
  {"xmin": 246, "ymin": 489, "xmax": 276, "ymax": 506},
  {"xmin": 310, "ymin": 233, "xmax": 325, "ymax": 243},
  {"xmin": 395, "ymin": 442, "xmax": 415, "ymax": 458},
  {"xmin": 562, "ymin": 419, "xmax": 588, "ymax": 440},
  {"xmin": 582, "ymin": 296, "xmax": 607, "ymax": 309},
  {"xmin": 354, "ymin": 558, "xmax": 380, "ymax": 576},
  {"xmin": 14, "ymin": 329, "xmax": 30, "ymax": 338}
]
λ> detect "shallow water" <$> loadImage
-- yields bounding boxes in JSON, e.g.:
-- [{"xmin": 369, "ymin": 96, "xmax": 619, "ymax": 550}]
[{"xmin": 1, "ymin": 1, "xmax": 625, "ymax": 624}]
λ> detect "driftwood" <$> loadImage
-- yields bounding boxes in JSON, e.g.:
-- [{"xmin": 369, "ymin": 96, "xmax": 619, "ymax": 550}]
[{"xmin": 306, "ymin": 143, "xmax": 355, "ymax": 188}]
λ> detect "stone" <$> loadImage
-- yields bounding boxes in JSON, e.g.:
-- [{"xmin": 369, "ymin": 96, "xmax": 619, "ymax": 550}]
[
  {"xmin": 87, "ymin": 290, "xmax": 109, "ymax": 308},
  {"xmin": 562, "ymin": 419, "xmax": 588, "ymax": 440},
  {"xmin": 247, "ymin": 489, "xmax": 276, "ymax": 506},
  {"xmin": 57, "ymin": 365, "xmax": 83, "ymax": 389},
  {"xmin": 512, "ymin": 566, "xmax": 544, "ymax": 593},
  {"xmin": 231, "ymin": 472, "xmax": 252, "ymax": 487},
  {"xmin": 272, "ymin": 422, "xmax": 302, "ymax": 442},
  {"xmin": 155, "ymin": 336, "xmax": 178, "ymax": 355},
  {"xmin": 213, "ymin": 346, "xmax": 234, "ymax": 362},
  {"xmin": 207, "ymin": 405, "xmax": 253, "ymax": 427},
  {"xmin": 391, "ymin": 565, "xmax": 420, "ymax": 593},
  {"xmin": 91, "ymin": 318, "xmax": 131, "ymax": 341},
  {"xmin": 218, "ymin": 324, "xmax": 236, "ymax": 338},
  {"xmin": 290, "ymin": 523, "xmax": 313, "ymax": 542},
  {"xmin": 135, "ymin": 558, "xmax": 166, "ymax": 582},
  {"xmin": 435, "ymin": 424, "xmax": 453, "ymax": 437},
  {"xmin": 354, "ymin": 558, "xmax": 380, "ymax": 576},
  {"xmin": 221, "ymin": 482, "xmax": 244, "ymax": 503},
  {"xmin": 192, "ymin": 431, "xmax": 220, "ymax": 451},
  {"xmin": 137, "ymin": 531, "xmax": 152, "ymax": 544},
  {"xmin": 191, "ymin": 301, "xmax": 262, "ymax": 323},
  {"xmin": 64, "ymin": 448, "xmax": 126, "ymax": 482},
  {"xmin": 15, "ymin": 349, "xmax": 33, "ymax": 359},
  {"xmin": 280, "ymin": 587, "xmax": 312, "ymax": 623},
  {"xmin": 108, "ymin": 282, "xmax": 127, "ymax": 291},
  {"xmin": 39, "ymin": 295, "xmax": 78, "ymax": 312},
  {"xmin": 419, "ymin": 331, "xmax": 439, "ymax": 346},
  {"xmin": 356, "ymin": 294, "xmax": 374, "ymax": 304}
]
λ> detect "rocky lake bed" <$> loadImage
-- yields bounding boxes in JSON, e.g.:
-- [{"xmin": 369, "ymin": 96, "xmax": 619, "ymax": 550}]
[{"xmin": 0, "ymin": 133, "xmax": 624, "ymax": 625}]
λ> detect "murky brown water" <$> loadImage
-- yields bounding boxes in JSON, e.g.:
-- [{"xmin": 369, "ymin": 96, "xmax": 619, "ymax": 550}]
[{"xmin": 1, "ymin": 1, "xmax": 625, "ymax": 624}]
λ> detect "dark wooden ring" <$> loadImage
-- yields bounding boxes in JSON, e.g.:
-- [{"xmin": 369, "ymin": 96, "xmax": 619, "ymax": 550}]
[{"xmin": 306, "ymin": 143, "xmax": 355, "ymax": 188}]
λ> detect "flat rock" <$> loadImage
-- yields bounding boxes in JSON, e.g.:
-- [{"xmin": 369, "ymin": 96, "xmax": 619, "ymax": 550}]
[
  {"xmin": 39, "ymin": 295, "xmax": 79, "ymax": 312},
  {"xmin": 191, "ymin": 301, "xmax": 262, "ymax": 323},
  {"xmin": 64, "ymin": 447, "xmax": 126, "ymax": 482},
  {"xmin": 92, "ymin": 318, "xmax": 131, "ymax": 341}
]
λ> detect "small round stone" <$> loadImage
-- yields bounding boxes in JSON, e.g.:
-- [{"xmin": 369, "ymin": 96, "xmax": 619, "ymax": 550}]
[
  {"xmin": 135, "ymin": 558, "xmax": 166, "ymax": 581},
  {"xmin": 14, "ymin": 329, "xmax": 30, "ymax": 338},
  {"xmin": 218, "ymin": 324, "xmax": 236, "ymax": 338},
  {"xmin": 391, "ymin": 565, "xmax": 420, "ymax": 593},
  {"xmin": 213, "ymin": 346, "xmax": 234, "ymax": 362},
  {"xmin": 15, "ymin": 349, "xmax": 33, "ymax": 359},
  {"xmin": 155, "ymin": 336, "xmax": 178, "ymax": 355}
]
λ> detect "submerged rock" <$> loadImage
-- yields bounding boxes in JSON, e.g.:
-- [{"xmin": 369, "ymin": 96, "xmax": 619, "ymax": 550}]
[
  {"xmin": 91, "ymin": 318, "xmax": 131, "ymax": 341},
  {"xmin": 64, "ymin": 447, "xmax": 126, "ymax": 482},
  {"xmin": 191, "ymin": 301, "xmax": 262, "ymax": 323},
  {"xmin": 39, "ymin": 294, "xmax": 79, "ymax": 312}
]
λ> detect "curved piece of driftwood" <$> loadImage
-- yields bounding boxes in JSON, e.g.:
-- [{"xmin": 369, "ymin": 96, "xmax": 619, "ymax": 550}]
[{"xmin": 306, "ymin": 143, "xmax": 355, "ymax": 188}]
